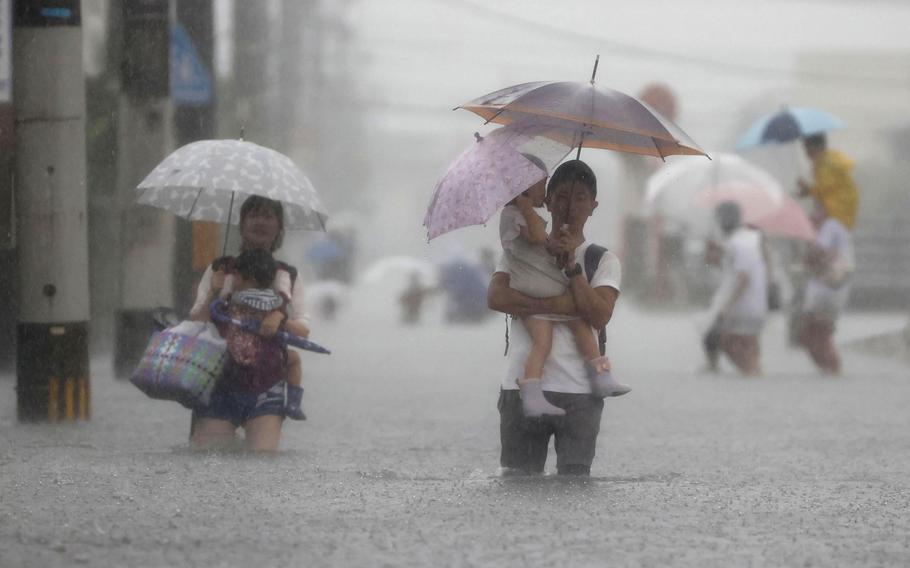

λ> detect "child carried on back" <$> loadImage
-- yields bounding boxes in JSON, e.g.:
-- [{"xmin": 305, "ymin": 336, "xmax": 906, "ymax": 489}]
[{"xmin": 218, "ymin": 249, "xmax": 307, "ymax": 420}]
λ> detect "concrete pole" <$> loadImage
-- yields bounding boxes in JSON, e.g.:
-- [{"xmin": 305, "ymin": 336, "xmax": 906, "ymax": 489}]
[
  {"xmin": 13, "ymin": 1, "xmax": 90, "ymax": 421},
  {"xmin": 0, "ymin": 0, "xmax": 16, "ymax": 371},
  {"xmin": 233, "ymin": 0, "xmax": 272, "ymax": 146},
  {"xmin": 112, "ymin": 0, "xmax": 174, "ymax": 378},
  {"xmin": 277, "ymin": 0, "xmax": 304, "ymax": 155},
  {"xmin": 172, "ymin": 0, "xmax": 216, "ymax": 317}
]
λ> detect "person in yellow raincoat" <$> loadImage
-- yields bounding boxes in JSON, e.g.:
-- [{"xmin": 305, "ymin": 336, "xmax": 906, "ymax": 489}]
[{"xmin": 797, "ymin": 134, "xmax": 859, "ymax": 230}]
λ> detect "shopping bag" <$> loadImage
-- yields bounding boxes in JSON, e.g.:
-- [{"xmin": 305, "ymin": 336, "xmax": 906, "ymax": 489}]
[{"xmin": 130, "ymin": 320, "xmax": 227, "ymax": 408}]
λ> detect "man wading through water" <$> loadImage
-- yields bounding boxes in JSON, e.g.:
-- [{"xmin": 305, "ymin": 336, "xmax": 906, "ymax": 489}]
[{"xmin": 488, "ymin": 160, "xmax": 624, "ymax": 476}]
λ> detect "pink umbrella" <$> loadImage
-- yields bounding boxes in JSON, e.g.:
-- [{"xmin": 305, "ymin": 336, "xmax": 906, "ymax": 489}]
[
  {"xmin": 694, "ymin": 180, "xmax": 783, "ymax": 222},
  {"xmin": 423, "ymin": 124, "xmax": 571, "ymax": 241},
  {"xmin": 750, "ymin": 195, "xmax": 816, "ymax": 241},
  {"xmin": 695, "ymin": 183, "xmax": 814, "ymax": 241}
]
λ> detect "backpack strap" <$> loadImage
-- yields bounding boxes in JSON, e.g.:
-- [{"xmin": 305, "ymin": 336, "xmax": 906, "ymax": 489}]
[
  {"xmin": 583, "ymin": 244, "xmax": 608, "ymax": 356},
  {"xmin": 503, "ymin": 314, "xmax": 510, "ymax": 357}
]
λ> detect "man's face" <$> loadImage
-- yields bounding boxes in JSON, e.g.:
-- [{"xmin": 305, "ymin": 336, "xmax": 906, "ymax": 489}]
[{"xmin": 548, "ymin": 180, "xmax": 598, "ymax": 229}]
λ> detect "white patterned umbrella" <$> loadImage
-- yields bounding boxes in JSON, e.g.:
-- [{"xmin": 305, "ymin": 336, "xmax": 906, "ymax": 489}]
[{"xmin": 136, "ymin": 139, "xmax": 328, "ymax": 231}]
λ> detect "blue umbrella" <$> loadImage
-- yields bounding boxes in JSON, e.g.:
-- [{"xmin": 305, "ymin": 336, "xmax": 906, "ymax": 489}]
[{"xmin": 736, "ymin": 107, "xmax": 845, "ymax": 149}]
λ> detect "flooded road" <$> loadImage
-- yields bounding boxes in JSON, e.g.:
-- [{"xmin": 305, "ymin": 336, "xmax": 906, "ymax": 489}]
[{"xmin": 2, "ymin": 291, "xmax": 909, "ymax": 566}]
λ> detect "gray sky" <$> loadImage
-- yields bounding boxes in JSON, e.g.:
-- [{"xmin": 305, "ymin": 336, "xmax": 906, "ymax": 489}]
[{"xmin": 350, "ymin": 0, "xmax": 910, "ymax": 147}]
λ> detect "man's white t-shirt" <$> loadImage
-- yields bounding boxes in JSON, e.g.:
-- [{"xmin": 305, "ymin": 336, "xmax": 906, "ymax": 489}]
[
  {"xmin": 804, "ymin": 217, "xmax": 854, "ymax": 315},
  {"xmin": 496, "ymin": 242, "xmax": 622, "ymax": 394},
  {"xmin": 709, "ymin": 227, "xmax": 768, "ymax": 329}
]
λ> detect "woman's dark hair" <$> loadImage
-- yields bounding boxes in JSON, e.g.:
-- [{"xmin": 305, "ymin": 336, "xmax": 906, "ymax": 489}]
[
  {"xmin": 546, "ymin": 159, "xmax": 597, "ymax": 200},
  {"xmin": 234, "ymin": 249, "xmax": 277, "ymax": 289},
  {"xmin": 239, "ymin": 195, "xmax": 284, "ymax": 251}
]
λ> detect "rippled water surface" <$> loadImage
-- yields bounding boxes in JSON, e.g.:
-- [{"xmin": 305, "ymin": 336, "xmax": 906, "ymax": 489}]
[{"xmin": 2, "ymin": 297, "xmax": 908, "ymax": 567}]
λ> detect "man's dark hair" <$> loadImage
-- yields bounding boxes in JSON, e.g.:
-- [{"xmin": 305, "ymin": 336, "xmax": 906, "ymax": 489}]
[
  {"xmin": 546, "ymin": 159, "xmax": 597, "ymax": 199},
  {"xmin": 234, "ymin": 249, "xmax": 277, "ymax": 289},
  {"xmin": 715, "ymin": 201, "xmax": 742, "ymax": 235},
  {"xmin": 803, "ymin": 133, "xmax": 827, "ymax": 152}
]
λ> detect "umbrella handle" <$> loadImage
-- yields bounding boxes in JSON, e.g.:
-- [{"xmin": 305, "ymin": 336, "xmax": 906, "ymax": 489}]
[
  {"xmin": 221, "ymin": 191, "xmax": 235, "ymax": 257},
  {"xmin": 209, "ymin": 299, "xmax": 332, "ymax": 355}
]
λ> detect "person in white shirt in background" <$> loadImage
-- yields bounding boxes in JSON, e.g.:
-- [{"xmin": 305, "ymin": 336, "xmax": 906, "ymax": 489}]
[
  {"xmin": 798, "ymin": 199, "xmax": 854, "ymax": 375},
  {"xmin": 703, "ymin": 201, "xmax": 769, "ymax": 376}
]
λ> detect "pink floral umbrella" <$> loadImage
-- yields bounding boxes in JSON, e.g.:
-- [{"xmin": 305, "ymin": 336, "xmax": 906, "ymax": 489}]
[{"xmin": 423, "ymin": 124, "xmax": 571, "ymax": 241}]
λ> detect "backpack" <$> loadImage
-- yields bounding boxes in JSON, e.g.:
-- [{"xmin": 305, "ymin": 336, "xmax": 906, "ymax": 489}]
[{"xmin": 583, "ymin": 244, "xmax": 608, "ymax": 357}]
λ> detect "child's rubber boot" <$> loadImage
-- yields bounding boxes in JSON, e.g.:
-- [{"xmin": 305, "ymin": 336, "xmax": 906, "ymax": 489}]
[
  {"xmin": 518, "ymin": 378, "xmax": 566, "ymax": 418},
  {"xmin": 285, "ymin": 385, "xmax": 307, "ymax": 421},
  {"xmin": 586, "ymin": 356, "xmax": 631, "ymax": 398}
]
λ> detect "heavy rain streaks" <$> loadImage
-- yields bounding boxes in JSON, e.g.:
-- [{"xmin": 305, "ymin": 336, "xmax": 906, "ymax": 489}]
[{"xmin": 2, "ymin": 1, "xmax": 910, "ymax": 566}]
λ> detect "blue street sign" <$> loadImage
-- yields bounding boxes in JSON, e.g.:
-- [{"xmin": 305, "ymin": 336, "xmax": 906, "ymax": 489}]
[{"xmin": 171, "ymin": 22, "xmax": 212, "ymax": 106}]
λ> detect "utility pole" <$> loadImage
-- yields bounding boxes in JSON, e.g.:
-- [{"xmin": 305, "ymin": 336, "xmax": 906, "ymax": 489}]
[
  {"xmin": 233, "ymin": 0, "xmax": 272, "ymax": 146},
  {"xmin": 293, "ymin": 0, "xmax": 366, "ymax": 216},
  {"xmin": 112, "ymin": 0, "xmax": 174, "ymax": 378},
  {"xmin": 0, "ymin": 0, "xmax": 16, "ymax": 372},
  {"xmin": 277, "ymin": 0, "xmax": 304, "ymax": 155},
  {"xmin": 172, "ymin": 0, "xmax": 216, "ymax": 316},
  {"xmin": 84, "ymin": 0, "xmax": 122, "ymax": 354},
  {"xmin": 13, "ymin": 0, "xmax": 90, "ymax": 421}
]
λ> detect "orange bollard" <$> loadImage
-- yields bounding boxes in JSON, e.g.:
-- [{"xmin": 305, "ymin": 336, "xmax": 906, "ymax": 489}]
[{"xmin": 48, "ymin": 377, "xmax": 60, "ymax": 422}]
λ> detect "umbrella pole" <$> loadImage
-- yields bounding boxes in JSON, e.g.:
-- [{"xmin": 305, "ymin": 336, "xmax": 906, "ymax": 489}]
[
  {"xmin": 222, "ymin": 191, "xmax": 236, "ymax": 257},
  {"xmin": 575, "ymin": 131, "xmax": 586, "ymax": 160},
  {"xmin": 580, "ymin": 54, "xmax": 598, "ymax": 157}
]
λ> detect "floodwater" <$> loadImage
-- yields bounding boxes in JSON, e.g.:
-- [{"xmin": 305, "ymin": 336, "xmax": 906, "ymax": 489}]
[{"xmin": 2, "ymin": 285, "xmax": 909, "ymax": 567}]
